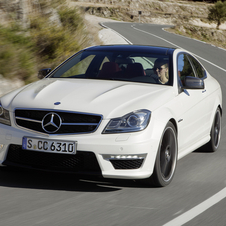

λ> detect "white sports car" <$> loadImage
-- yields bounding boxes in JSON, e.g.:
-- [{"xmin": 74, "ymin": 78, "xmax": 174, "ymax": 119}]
[{"xmin": 0, "ymin": 45, "xmax": 222, "ymax": 186}]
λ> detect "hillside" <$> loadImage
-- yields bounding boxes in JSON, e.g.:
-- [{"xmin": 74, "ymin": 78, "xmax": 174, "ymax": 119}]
[
  {"xmin": 71, "ymin": 0, "xmax": 210, "ymax": 22},
  {"xmin": 71, "ymin": 0, "xmax": 226, "ymax": 49}
]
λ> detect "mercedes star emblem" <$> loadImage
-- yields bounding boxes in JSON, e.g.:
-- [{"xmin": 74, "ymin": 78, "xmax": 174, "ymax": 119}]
[{"xmin": 42, "ymin": 112, "xmax": 62, "ymax": 133}]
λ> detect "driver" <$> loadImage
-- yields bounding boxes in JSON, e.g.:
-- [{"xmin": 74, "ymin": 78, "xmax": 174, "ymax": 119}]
[{"xmin": 153, "ymin": 59, "xmax": 169, "ymax": 84}]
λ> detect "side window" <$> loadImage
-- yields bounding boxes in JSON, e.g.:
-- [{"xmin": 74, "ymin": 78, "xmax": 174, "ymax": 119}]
[
  {"xmin": 177, "ymin": 53, "xmax": 195, "ymax": 86},
  {"xmin": 99, "ymin": 56, "xmax": 110, "ymax": 70},
  {"xmin": 187, "ymin": 55, "xmax": 206, "ymax": 79}
]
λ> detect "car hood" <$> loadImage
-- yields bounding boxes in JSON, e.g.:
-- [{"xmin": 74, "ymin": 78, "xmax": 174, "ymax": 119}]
[{"xmin": 4, "ymin": 78, "xmax": 175, "ymax": 118}]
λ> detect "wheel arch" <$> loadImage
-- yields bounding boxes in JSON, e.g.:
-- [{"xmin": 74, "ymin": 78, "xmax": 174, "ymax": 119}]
[
  {"xmin": 209, "ymin": 102, "xmax": 222, "ymax": 131},
  {"xmin": 152, "ymin": 107, "xmax": 178, "ymax": 140},
  {"xmin": 169, "ymin": 118, "xmax": 178, "ymax": 136},
  {"xmin": 218, "ymin": 104, "xmax": 222, "ymax": 116}
]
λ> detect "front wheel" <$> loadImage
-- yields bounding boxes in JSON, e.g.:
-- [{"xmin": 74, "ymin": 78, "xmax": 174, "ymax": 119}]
[{"xmin": 150, "ymin": 121, "xmax": 178, "ymax": 187}]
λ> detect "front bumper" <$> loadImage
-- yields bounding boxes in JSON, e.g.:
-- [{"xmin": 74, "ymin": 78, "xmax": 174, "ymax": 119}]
[{"xmin": 0, "ymin": 123, "xmax": 159, "ymax": 180}]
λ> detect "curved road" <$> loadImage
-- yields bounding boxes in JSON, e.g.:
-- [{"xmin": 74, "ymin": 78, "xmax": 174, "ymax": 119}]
[{"xmin": 0, "ymin": 22, "xmax": 226, "ymax": 226}]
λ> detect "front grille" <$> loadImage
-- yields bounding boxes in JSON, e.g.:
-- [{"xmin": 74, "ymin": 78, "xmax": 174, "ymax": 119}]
[
  {"xmin": 15, "ymin": 109, "xmax": 102, "ymax": 134},
  {"xmin": 110, "ymin": 159, "xmax": 144, "ymax": 169},
  {"xmin": 4, "ymin": 144, "xmax": 101, "ymax": 175}
]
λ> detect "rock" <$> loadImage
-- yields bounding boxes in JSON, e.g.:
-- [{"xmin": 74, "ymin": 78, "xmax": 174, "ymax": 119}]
[
  {"xmin": 17, "ymin": 0, "xmax": 30, "ymax": 29},
  {"xmin": 48, "ymin": 8, "xmax": 62, "ymax": 27}
]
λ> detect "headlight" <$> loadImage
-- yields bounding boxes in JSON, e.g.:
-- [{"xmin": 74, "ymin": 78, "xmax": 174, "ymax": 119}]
[
  {"xmin": 103, "ymin": 109, "xmax": 151, "ymax": 134},
  {"xmin": 0, "ymin": 102, "xmax": 11, "ymax": 126}
]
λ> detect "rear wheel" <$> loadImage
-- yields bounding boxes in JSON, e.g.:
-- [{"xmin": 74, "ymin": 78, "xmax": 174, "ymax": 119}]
[
  {"xmin": 150, "ymin": 121, "xmax": 178, "ymax": 187},
  {"xmin": 205, "ymin": 108, "xmax": 221, "ymax": 152}
]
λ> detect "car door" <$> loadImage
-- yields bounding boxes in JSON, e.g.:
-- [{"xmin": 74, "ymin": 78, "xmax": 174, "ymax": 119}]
[{"xmin": 176, "ymin": 53, "xmax": 209, "ymax": 153}]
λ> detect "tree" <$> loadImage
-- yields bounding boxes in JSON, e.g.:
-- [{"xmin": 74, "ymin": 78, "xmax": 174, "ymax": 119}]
[{"xmin": 208, "ymin": 1, "xmax": 226, "ymax": 29}]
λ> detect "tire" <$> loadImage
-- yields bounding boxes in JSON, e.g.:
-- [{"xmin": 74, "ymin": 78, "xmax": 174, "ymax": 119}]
[
  {"xmin": 150, "ymin": 121, "xmax": 178, "ymax": 187},
  {"xmin": 205, "ymin": 108, "xmax": 221, "ymax": 152}
]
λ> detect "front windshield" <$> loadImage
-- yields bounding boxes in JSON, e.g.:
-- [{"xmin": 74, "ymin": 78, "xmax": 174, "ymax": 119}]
[{"xmin": 50, "ymin": 50, "xmax": 172, "ymax": 85}]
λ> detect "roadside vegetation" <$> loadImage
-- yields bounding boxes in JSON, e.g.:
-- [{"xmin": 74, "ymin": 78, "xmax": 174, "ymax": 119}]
[
  {"xmin": 169, "ymin": 23, "xmax": 226, "ymax": 50},
  {"xmin": 0, "ymin": 24, "xmax": 35, "ymax": 82},
  {"xmin": 208, "ymin": 0, "xmax": 226, "ymax": 29},
  {"xmin": 168, "ymin": 1, "xmax": 226, "ymax": 50},
  {"xmin": 0, "ymin": 0, "xmax": 95, "ymax": 83}
]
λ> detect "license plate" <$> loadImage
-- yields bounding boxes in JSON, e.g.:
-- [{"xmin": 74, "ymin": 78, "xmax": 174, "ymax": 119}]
[{"xmin": 22, "ymin": 137, "xmax": 76, "ymax": 154}]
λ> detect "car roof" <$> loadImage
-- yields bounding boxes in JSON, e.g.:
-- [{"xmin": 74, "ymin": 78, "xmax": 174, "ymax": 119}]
[{"xmin": 84, "ymin": 45, "xmax": 176, "ymax": 56}]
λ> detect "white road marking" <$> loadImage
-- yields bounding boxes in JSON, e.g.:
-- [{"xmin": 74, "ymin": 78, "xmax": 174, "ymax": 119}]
[
  {"xmin": 163, "ymin": 187, "xmax": 226, "ymax": 226},
  {"xmin": 131, "ymin": 24, "xmax": 181, "ymax": 48},
  {"xmin": 192, "ymin": 54, "xmax": 226, "ymax": 73}
]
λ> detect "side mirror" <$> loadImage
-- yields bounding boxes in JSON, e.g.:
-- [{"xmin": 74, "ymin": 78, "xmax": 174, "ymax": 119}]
[
  {"xmin": 38, "ymin": 68, "xmax": 51, "ymax": 79},
  {"xmin": 184, "ymin": 76, "xmax": 204, "ymax": 89}
]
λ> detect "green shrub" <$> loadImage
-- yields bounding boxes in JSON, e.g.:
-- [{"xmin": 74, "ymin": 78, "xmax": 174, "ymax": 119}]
[
  {"xmin": 0, "ymin": 3, "xmax": 91, "ymax": 83},
  {"xmin": 18, "ymin": 51, "xmax": 35, "ymax": 81},
  {"xmin": 0, "ymin": 25, "xmax": 31, "ymax": 46},
  {"xmin": 0, "ymin": 45, "xmax": 15, "ymax": 76},
  {"xmin": 58, "ymin": 7, "xmax": 83, "ymax": 31},
  {"xmin": 30, "ymin": 17, "xmax": 80, "ymax": 62},
  {"xmin": 0, "ymin": 28, "xmax": 35, "ymax": 81},
  {"xmin": 208, "ymin": 1, "xmax": 226, "ymax": 29}
]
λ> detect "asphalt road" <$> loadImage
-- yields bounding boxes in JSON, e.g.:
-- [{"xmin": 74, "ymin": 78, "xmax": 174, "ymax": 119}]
[{"xmin": 1, "ymin": 22, "xmax": 226, "ymax": 226}]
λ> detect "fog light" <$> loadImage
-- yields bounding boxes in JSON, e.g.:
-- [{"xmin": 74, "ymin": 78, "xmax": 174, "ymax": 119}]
[
  {"xmin": 102, "ymin": 154, "xmax": 146, "ymax": 160},
  {"xmin": 0, "ymin": 144, "xmax": 4, "ymax": 150}
]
